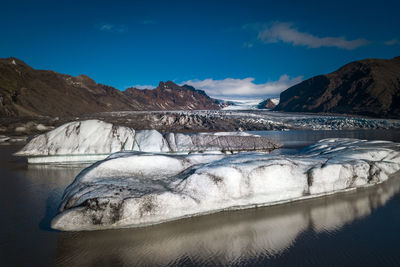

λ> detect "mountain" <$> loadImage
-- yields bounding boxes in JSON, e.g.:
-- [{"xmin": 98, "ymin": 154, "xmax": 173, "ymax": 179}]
[
  {"xmin": 275, "ymin": 56, "xmax": 400, "ymax": 118},
  {"xmin": 124, "ymin": 82, "xmax": 220, "ymax": 110},
  {"xmin": 257, "ymin": 98, "xmax": 279, "ymax": 109},
  {"xmin": 0, "ymin": 58, "xmax": 221, "ymax": 117}
]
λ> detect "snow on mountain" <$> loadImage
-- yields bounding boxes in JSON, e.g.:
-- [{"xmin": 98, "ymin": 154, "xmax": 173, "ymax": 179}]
[
  {"xmin": 52, "ymin": 138, "xmax": 400, "ymax": 231},
  {"xmin": 270, "ymin": 98, "xmax": 279, "ymax": 105}
]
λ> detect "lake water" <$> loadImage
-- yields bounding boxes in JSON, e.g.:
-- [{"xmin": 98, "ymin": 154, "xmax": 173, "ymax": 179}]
[{"xmin": 1, "ymin": 129, "xmax": 400, "ymax": 266}]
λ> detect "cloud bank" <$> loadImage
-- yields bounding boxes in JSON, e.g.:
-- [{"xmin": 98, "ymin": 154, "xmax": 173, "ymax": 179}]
[
  {"xmin": 257, "ymin": 22, "xmax": 368, "ymax": 50},
  {"xmin": 182, "ymin": 75, "xmax": 302, "ymax": 97},
  {"xmin": 141, "ymin": 20, "xmax": 157, "ymax": 25},
  {"xmin": 385, "ymin": 39, "xmax": 400, "ymax": 46}
]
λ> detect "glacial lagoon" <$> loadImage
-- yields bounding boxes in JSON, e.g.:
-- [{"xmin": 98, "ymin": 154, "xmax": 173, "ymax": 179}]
[{"xmin": 2, "ymin": 129, "xmax": 400, "ymax": 266}]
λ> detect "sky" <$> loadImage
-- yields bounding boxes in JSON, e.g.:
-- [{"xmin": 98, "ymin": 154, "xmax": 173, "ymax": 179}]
[{"xmin": 1, "ymin": 0, "xmax": 399, "ymax": 99}]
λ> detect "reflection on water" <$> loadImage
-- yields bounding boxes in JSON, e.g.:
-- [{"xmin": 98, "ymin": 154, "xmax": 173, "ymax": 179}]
[
  {"xmin": 0, "ymin": 146, "xmax": 88, "ymax": 266},
  {"xmin": 54, "ymin": 174, "xmax": 400, "ymax": 266}
]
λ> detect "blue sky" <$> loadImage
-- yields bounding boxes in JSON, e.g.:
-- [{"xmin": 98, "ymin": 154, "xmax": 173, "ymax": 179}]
[{"xmin": 1, "ymin": 0, "xmax": 399, "ymax": 98}]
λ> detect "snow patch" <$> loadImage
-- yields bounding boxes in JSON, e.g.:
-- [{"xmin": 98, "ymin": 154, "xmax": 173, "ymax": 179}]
[{"xmin": 270, "ymin": 98, "xmax": 280, "ymax": 105}]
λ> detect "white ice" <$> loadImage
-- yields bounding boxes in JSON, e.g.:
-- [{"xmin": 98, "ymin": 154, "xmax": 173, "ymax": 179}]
[
  {"xmin": 220, "ymin": 98, "xmax": 264, "ymax": 110},
  {"xmin": 15, "ymin": 120, "xmax": 136, "ymax": 156},
  {"xmin": 15, "ymin": 120, "xmax": 280, "ymax": 163},
  {"xmin": 54, "ymin": 173, "xmax": 400, "ymax": 265},
  {"xmin": 51, "ymin": 138, "xmax": 400, "ymax": 231},
  {"xmin": 270, "ymin": 98, "xmax": 280, "ymax": 105}
]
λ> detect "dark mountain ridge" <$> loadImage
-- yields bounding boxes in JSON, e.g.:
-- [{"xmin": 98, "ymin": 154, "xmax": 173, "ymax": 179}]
[
  {"xmin": 0, "ymin": 58, "xmax": 221, "ymax": 117},
  {"xmin": 274, "ymin": 56, "xmax": 400, "ymax": 118}
]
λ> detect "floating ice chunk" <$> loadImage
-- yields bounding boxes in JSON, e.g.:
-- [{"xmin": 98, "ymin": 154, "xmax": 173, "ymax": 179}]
[
  {"xmin": 0, "ymin": 135, "xmax": 28, "ymax": 145},
  {"xmin": 15, "ymin": 120, "xmax": 136, "ymax": 157},
  {"xmin": 15, "ymin": 120, "xmax": 281, "ymax": 163},
  {"xmin": 35, "ymin": 123, "xmax": 52, "ymax": 131},
  {"xmin": 0, "ymin": 135, "xmax": 10, "ymax": 143},
  {"xmin": 52, "ymin": 138, "xmax": 400, "ymax": 231},
  {"xmin": 54, "ymin": 175, "xmax": 400, "ymax": 265},
  {"xmin": 133, "ymin": 130, "xmax": 170, "ymax": 152}
]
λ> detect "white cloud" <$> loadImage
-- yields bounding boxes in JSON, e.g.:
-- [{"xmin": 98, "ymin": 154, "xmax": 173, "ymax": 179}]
[
  {"xmin": 98, "ymin": 23, "xmax": 126, "ymax": 33},
  {"xmin": 127, "ymin": 84, "xmax": 155, "ymax": 90},
  {"xmin": 257, "ymin": 22, "xmax": 368, "ymax": 50},
  {"xmin": 182, "ymin": 75, "xmax": 302, "ymax": 97},
  {"xmin": 385, "ymin": 39, "xmax": 400, "ymax": 45},
  {"xmin": 243, "ymin": 42, "xmax": 254, "ymax": 48},
  {"xmin": 141, "ymin": 20, "xmax": 156, "ymax": 25}
]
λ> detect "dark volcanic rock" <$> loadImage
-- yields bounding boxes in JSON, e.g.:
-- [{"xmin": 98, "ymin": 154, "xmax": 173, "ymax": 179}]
[
  {"xmin": 257, "ymin": 98, "xmax": 278, "ymax": 109},
  {"xmin": 0, "ymin": 58, "xmax": 221, "ymax": 117},
  {"xmin": 275, "ymin": 56, "xmax": 400, "ymax": 118}
]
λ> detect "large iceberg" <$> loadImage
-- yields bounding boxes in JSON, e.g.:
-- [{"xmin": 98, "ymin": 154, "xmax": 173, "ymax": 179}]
[
  {"xmin": 54, "ymin": 174, "xmax": 400, "ymax": 265},
  {"xmin": 52, "ymin": 138, "xmax": 400, "ymax": 231},
  {"xmin": 15, "ymin": 120, "xmax": 281, "ymax": 163}
]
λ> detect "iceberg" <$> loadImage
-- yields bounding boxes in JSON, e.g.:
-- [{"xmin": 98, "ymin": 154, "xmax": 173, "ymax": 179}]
[
  {"xmin": 15, "ymin": 120, "xmax": 281, "ymax": 163},
  {"xmin": 14, "ymin": 120, "xmax": 136, "ymax": 163},
  {"xmin": 54, "ymin": 174, "xmax": 400, "ymax": 265},
  {"xmin": 52, "ymin": 138, "xmax": 400, "ymax": 231}
]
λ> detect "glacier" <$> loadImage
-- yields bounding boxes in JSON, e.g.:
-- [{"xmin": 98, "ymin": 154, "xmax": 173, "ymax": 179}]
[
  {"xmin": 51, "ymin": 138, "xmax": 400, "ymax": 231},
  {"xmin": 15, "ymin": 120, "xmax": 281, "ymax": 163}
]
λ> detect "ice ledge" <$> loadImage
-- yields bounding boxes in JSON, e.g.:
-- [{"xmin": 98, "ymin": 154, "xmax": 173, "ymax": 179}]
[
  {"xmin": 15, "ymin": 120, "xmax": 281, "ymax": 163},
  {"xmin": 52, "ymin": 138, "xmax": 400, "ymax": 231}
]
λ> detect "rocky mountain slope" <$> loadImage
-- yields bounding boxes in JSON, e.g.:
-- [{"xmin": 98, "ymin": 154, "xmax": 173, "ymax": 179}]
[
  {"xmin": 257, "ymin": 98, "xmax": 279, "ymax": 109},
  {"xmin": 275, "ymin": 56, "xmax": 400, "ymax": 118},
  {"xmin": 0, "ymin": 58, "xmax": 221, "ymax": 117},
  {"xmin": 124, "ymin": 82, "xmax": 219, "ymax": 111}
]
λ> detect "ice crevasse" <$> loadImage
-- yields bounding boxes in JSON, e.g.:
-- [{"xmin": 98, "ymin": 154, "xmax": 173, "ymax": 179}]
[{"xmin": 52, "ymin": 138, "xmax": 400, "ymax": 231}]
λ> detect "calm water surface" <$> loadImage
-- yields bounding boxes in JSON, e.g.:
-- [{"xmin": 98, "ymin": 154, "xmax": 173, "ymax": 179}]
[{"xmin": 1, "ymin": 129, "xmax": 400, "ymax": 266}]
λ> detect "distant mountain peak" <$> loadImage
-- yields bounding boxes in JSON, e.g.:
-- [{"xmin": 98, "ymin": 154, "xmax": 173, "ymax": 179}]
[
  {"xmin": 0, "ymin": 57, "xmax": 30, "ymax": 68},
  {"xmin": 257, "ymin": 98, "xmax": 279, "ymax": 109},
  {"xmin": 158, "ymin": 81, "xmax": 181, "ymax": 90}
]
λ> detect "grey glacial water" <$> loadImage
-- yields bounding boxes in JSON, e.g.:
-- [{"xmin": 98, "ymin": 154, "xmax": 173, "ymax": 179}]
[{"xmin": 1, "ymin": 129, "xmax": 400, "ymax": 266}]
